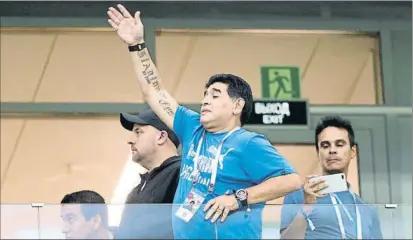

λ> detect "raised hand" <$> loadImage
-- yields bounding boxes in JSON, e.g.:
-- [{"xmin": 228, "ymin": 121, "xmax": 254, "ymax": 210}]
[{"xmin": 107, "ymin": 4, "xmax": 144, "ymax": 46}]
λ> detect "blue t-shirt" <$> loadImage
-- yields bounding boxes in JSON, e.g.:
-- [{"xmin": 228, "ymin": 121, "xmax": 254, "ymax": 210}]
[
  {"xmin": 280, "ymin": 187, "xmax": 383, "ymax": 239},
  {"xmin": 172, "ymin": 105, "xmax": 296, "ymax": 239}
]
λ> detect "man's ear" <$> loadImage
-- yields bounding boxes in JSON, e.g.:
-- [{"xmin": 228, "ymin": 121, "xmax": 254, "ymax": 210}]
[
  {"xmin": 91, "ymin": 214, "xmax": 102, "ymax": 230},
  {"xmin": 350, "ymin": 144, "xmax": 357, "ymax": 159},
  {"xmin": 315, "ymin": 148, "xmax": 321, "ymax": 163},
  {"xmin": 233, "ymin": 98, "xmax": 245, "ymax": 115},
  {"xmin": 157, "ymin": 131, "xmax": 168, "ymax": 145}
]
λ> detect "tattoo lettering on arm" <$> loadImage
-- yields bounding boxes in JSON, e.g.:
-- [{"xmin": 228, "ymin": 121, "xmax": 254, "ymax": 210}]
[
  {"xmin": 143, "ymin": 69, "xmax": 160, "ymax": 91},
  {"xmin": 159, "ymin": 94, "xmax": 175, "ymax": 117},
  {"xmin": 137, "ymin": 51, "xmax": 161, "ymax": 92},
  {"xmin": 137, "ymin": 51, "xmax": 146, "ymax": 58}
]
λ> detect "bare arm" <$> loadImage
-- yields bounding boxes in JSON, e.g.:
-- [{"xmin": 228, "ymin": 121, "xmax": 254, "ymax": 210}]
[
  {"xmin": 281, "ymin": 176, "xmax": 328, "ymax": 239},
  {"xmin": 246, "ymin": 173, "xmax": 301, "ymax": 204},
  {"xmin": 204, "ymin": 173, "xmax": 301, "ymax": 223},
  {"xmin": 130, "ymin": 45, "xmax": 178, "ymax": 129},
  {"xmin": 280, "ymin": 208, "xmax": 308, "ymax": 239},
  {"xmin": 246, "ymin": 169, "xmax": 304, "ymax": 238},
  {"xmin": 107, "ymin": 5, "xmax": 178, "ymax": 129}
]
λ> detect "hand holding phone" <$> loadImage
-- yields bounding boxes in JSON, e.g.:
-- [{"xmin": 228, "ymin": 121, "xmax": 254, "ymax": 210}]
[
  {"xmin": 308, "ymin": 173, "xmax": 348, "ymax": 195},
  {"xmin": 303, "ymin": 175, "xmax": 329, "ymax": 204}
]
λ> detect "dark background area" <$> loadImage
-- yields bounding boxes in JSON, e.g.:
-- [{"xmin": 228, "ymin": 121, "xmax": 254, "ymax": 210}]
[{"xmin": 0, "ymin": 1, "xmax": 411, "ymax": 20}]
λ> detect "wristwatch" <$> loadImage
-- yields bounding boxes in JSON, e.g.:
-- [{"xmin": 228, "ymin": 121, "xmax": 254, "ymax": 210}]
[
  {"xmin": 128, "ymin": 42, "xmax": 146, "ymax": 52},
  {"xmin": 233, "ymin": 189, "xmax": 249, "ymax": 209}
]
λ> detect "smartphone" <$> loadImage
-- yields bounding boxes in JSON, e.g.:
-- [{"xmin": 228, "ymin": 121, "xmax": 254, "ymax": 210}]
[{"xmin": 309, "ymin": 173, "xmax": 348, "ymax": 194}]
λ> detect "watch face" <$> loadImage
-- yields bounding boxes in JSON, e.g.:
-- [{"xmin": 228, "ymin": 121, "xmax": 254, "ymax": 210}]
[{"xmin": 236, "ymin": 189, "xmax": 247, "ymax": 199}]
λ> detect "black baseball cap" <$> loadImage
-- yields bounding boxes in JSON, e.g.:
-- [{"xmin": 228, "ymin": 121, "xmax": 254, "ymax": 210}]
[{"xmin": 120, "ymin": 109, "xmax": 180, "ymax": 148}]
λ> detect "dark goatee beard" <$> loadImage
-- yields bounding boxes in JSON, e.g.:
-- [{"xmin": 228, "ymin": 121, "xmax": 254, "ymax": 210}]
[{"xmin": 324, "ymin": 169, "xmax": 343, "ymax": 175}]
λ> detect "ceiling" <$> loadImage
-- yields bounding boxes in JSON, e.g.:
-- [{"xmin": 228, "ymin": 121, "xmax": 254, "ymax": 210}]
[{"xmin": 0, "ymin": 1, "xmax": 411, "ymax": 20}]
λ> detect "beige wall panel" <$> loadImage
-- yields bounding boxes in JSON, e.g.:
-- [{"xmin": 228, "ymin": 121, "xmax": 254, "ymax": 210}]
[
  {"xmin": 0, "ymin": 117, "xmax": 131, "ymax": 203},
  {"xmin": 156, "ymin": 31, "xmax": 379, "ymax": 105},
  {"xmin": 0, "ymin": 33, "xmax": 56, "ymax": 101},
  {"xmin": 34, "ymin": 32, "xmax": 142, "ymax": 102},
  {"xmin": 349, "ymin": 54, "xmax": 377, "ymax": 104},
  {"xmin": 156, "ymin": 33, "xmax": 318, "ymax": 103},
  {"xmin": 1, "ymin": 205, "xmax": 39, "ymax": 239},
  {"xmin": 155, "ymin": 34, "xmax": 196, "ymax": 97},
  {"xmin": 299, "ymin": 35, "xmax": 376, "ymax": 104},
  {"xmin": 1, "ymin": 30, "xmax": 379, "ymax": 104},
  {"xmin": 0, "ymin": 119, "xmax": 25, "ymax": 179}
]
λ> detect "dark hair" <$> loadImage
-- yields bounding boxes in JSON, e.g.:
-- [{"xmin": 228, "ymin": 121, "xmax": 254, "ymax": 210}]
[
  {"xmin": 61, "ymin": 190, "xmax": 108, "ymax": 227},
  {"xmin": 315, "ymin": 116, "xmax": 355, "ymax": 151},
  {"xmin": 205, "ymin": 74, "xmax": 253, "ymax": 126}
]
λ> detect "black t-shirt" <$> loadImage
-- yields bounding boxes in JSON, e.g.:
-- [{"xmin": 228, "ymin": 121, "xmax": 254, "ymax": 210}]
[{"xmin": 115, "ymin": 156, "xmax": 181, "ymax": 239}]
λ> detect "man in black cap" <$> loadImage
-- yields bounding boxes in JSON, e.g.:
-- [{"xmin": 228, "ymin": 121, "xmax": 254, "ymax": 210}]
[{"xmin": 115, "ymin": 108, "xmax": 181, "ymax": 239}]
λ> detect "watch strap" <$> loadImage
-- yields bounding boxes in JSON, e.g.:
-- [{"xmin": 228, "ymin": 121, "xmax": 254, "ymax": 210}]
[
  {"xmin": 235, "ymin": 198, "xmax": 242, "ymax": 209},
  {"xmin": 240, "ymin": 197, "xmax": 248, "ymax": 207},
  {"xmin": 128, "ymin": 42, "xmax": 146, "ymax": 52}
]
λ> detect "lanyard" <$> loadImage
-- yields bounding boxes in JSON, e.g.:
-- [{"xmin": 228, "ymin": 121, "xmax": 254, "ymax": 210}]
[
  {"xmin": 189, "ymin": 127, "xmax": 240, "ymax": 194},
  {"xmin": 330, "ymin": 190, "xmax": 362, "ymax": 239}
]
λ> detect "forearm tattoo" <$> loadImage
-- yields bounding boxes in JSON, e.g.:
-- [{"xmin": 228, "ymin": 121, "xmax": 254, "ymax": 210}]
[
  {"xmin": 137, "ymin": 51, "xmax": 174, "ymax": 117},
  {"xmin": 137, "ymin": 51, "xmax": 160, "ymax": 92}
]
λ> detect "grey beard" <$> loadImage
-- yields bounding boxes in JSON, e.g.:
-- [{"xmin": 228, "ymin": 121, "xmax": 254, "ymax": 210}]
[{"xmin": 132, "ymin": 154, "xmax": 143, "ymax": 163}]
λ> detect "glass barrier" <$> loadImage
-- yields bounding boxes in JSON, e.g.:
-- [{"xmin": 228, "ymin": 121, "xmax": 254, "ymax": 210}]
[
  {"xmin": 36, "ymin": 203, "xmax": 220, "ymax": 239},
  {"xmin": 390, "ymin": 204, "xmax": 412, "ymax": 239},
  {"xmin": 1, "ymin": 203, "xmax": 412, "ymax": 239},
  {"xmin": 261, "ymin": 204, "xmax": 394, "ymax": 239},
  {"xmin": 1, "ymin": 204, "xmax": 40, "ymax": 239}
]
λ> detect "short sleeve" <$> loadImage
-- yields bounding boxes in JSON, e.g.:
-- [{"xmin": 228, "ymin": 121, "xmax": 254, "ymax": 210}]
[
  {"xmin": 280, "ymin": 189, "xmax": 303, "ymax": 234},
  {"xmin": 173, "ymin": 105, "xmax": 201, "ymax": 144},
  {"xmin": 241, "ymin": 134, "xmax": 296, "ymax": 184}
]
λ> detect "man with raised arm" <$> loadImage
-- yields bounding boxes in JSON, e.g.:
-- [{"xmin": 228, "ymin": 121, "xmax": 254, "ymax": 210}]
[{"xmin": 107, "ymin": 4, "xmax": 301, "ymax": 239}]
